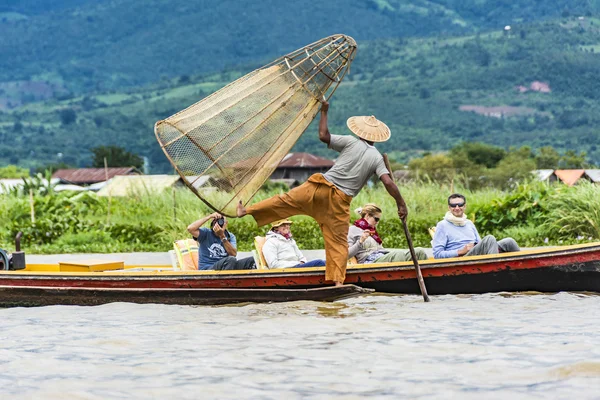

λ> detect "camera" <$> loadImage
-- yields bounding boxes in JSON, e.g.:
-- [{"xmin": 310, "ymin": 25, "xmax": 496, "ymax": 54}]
[{"xmin": 216, "ymin": 217, "xmax": 225, "ymax": 227}]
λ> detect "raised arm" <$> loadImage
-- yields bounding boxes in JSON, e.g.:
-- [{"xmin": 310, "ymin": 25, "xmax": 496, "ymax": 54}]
[
  {"xmin": 318, "ymin": 101, "xmax": 331, "ymax": 145},
  {"xmin": 380, "ymin": 174, "xmax": 408, "ymax": 220},
  {"xmin": 187, "ymin": 212, "xmax": 220, "ymax": 235}
]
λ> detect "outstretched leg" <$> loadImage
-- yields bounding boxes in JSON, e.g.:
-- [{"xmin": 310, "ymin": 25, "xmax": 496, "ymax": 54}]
[{"xmin": 244, "ymin": 181, "xmax": 316, "ymax": 227}]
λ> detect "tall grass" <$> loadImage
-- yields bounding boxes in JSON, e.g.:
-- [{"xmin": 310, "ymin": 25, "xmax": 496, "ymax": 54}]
[
  {"xmin": 541, "ymin": 182, "xmax": 600, "ymax": 240},
  {"xmin": 1, "ymin": 182, "xmax": 599, "ymax": 254}
]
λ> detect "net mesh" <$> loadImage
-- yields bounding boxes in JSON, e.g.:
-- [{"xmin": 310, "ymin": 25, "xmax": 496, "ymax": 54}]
[{"xmin": 155, "ymin": 34, "xmax": 357, "ymax": 216}]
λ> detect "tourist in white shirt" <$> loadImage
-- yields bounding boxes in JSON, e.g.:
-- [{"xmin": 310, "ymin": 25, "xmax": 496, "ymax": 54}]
[{"xmin": 262, "ymin": 219, "xmax": 326, "ymax": 269}]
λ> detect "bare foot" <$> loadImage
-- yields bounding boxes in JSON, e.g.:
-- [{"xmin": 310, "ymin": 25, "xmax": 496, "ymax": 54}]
[
  {"xmin": 334, "ymin": 281, "xmax": 344, "ymax": 287},
  {"xmin": 236, "ymin": 200, "xmax": 247, "ymax": 217}
]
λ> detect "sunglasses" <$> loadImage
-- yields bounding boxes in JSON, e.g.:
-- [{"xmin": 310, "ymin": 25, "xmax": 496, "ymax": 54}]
[
  {"xmin": 449, "ymin": 202, "xmax": 465, "ymax": 208},
  {"xmin": 371, "ymin": 216, "xmax": 380, "ymax": 222}
]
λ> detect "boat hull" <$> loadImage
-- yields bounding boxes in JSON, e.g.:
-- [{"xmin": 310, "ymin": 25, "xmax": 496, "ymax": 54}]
[
  {"xmin": 1, "ymin": 243, "xmax": 599, "ymax": 304},
  {"xmin": 0, "ymin": 285, "xmax": 373, "ymax": 307}
]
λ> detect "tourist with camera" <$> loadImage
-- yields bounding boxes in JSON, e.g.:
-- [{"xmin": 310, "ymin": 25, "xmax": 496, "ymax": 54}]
[{"xmin": 187, "ymin": 212, "xmax": 256, "ymax": 270}]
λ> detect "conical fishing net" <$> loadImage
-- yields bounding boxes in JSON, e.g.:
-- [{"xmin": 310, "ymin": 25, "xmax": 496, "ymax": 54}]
[{"xmin": 155, "ymin": 34, "xmax": 357, "ymax": 216}]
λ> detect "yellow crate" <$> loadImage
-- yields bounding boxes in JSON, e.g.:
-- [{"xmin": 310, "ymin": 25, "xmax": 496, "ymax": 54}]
[{"xmin": 58, "ymin": 259, "xmax": 125, "ymax": 272}]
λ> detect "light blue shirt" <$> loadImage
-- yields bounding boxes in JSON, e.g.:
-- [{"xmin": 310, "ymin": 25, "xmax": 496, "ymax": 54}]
[
  {"xmin": 432, "ymin": 220, "xmax": 481, "ymax": 259},
  {"xmin": 196, "ymin": 227, "xmax": 237, "ymax": 270}
]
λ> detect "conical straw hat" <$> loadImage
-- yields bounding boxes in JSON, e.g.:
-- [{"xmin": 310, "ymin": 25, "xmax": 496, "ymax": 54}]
[
  {"xmin": 346, "ymin": 115, "xmax": 390, "ymax": 142},
  {"xmin": 271, "ymin": 219, "xmax": 293, "ymax": 228}
]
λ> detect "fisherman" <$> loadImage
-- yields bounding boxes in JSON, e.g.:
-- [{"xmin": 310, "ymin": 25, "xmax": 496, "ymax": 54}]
[{"xmin": 237, "ymin": 101, "xmax": 408, "ymax": 286}]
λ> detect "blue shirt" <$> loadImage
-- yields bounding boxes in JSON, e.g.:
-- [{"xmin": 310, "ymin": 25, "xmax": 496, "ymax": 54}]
[
  {"xmin": 196, "ymin": 227, "xmax": 237, "ymax": 270},
  {"xmin": 432, "ymin": 220, "xmax": 481, "ymax": 259}
]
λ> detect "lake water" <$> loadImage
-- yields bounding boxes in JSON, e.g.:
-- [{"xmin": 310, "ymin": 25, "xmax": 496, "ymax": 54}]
[{"xmin": 1, "ymin": 292, "xmax": 599, "ymax": 399}]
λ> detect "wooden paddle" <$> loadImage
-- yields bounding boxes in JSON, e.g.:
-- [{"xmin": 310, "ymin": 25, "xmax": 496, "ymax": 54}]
[{"xmin": 383, "ymin": 154, "xmax": 430, "ymax": 302}]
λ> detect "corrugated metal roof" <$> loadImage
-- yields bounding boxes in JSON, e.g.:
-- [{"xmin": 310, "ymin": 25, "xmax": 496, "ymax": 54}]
[
  {"xmin": 52, "ymin": 167, "xmax": 139, "ymax": 184},
  {"xmin": 230, "ymin": 153, "xmax": 334, "ymax": 170},
  {"xmin": 97, "ymin": 175, "xmax": 180, "ymax": 197},
  {"xmin": 584, "ymin": 169, "xmax": 600, "ymax": 183},
  {"xmin": 278, "ymin": 153, "xmax": 334, "ymax": 168},
  {"xmin": 532, "ymin": 169, "xmax": 555, "ymax": 181},
  {"xmin": 554, "ymin": 169, "xmax": 585, "ymax": 186}
]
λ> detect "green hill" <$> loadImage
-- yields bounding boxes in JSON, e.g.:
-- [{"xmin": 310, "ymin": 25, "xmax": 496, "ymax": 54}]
[
  {"xmin": 2, "ymin": 0, "xmax": 599, "ymax": 93},
  {"xmin": 2, "ymin": 2, "xmax": 600, "ymax": 171}
]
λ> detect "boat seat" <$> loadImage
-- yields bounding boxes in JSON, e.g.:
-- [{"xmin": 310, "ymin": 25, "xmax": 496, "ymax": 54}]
[
  {"xmin": 58, "ymin": 259, "xmax": 124, "ymax": 272},
  {"xmin": 253, "ymin": 236, "xmax": 269, "ymax": 269},
  {"xmin": 428, "ymin": 226, "xmax": 436, "ymax": 239},
  {"xmin": 173, "ymin": 239, "xmax": 199, "ymax": 271}
]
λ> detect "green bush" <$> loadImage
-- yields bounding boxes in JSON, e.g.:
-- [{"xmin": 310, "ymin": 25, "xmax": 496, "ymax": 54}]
[
  {"xmin": 2, "ymin": 181, "xmax": 599, "ymax": 254},
  {"xmin": 471, "ymin": 181, "xmax": 551, "ymax": 233},
  {"xmin": 104, "ymin": 222, "xmax": 169, "ymax": 248}
]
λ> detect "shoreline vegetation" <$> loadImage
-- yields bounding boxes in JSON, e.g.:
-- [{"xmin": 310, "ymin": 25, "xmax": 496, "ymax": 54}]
[{"xmin": 1, "ymin": 180, "xmax": 599, "ymax": 255}]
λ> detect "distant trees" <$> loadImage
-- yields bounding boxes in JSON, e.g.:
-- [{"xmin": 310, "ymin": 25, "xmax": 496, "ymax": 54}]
[
  {"xmin": 559, "ymin": 150, "xmax": 589, "ymax": 169},
  {"xmin": 450, "ymin": 142, "xmax": 506, "ymax": 169},
  {"xmin": 6, "ymin": 12, "xmax": 600, "ymax": 174},
  {"xmin": 536, "ymin": 147, "xmax": 560, "ymax": 169},
  {"xmin": 90, "ymin": 145, "xmax": 143, "ymax": 169},
  {"xmin": 408, "ymin": 153, "xmax": 455, "ymax": 183},
  {"xmin": 59, "ymin": 108, "xmax": 77, "ymax": 125},
  {"xmin": 534, "ymin": 147, "xmax": 588, "ymax": 169},
  {"xmin": 407, "ymin": 142, "xmax": 595, "ymax": 189},
  {"xmin": 487, "ymin": 147, "xmax": 536, "ymax": 189}
]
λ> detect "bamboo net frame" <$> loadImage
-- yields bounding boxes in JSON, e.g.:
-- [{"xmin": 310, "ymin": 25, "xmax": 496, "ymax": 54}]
[{"xmin": 155, "ymin": 34, "xmax": 357, "ymax": 217}]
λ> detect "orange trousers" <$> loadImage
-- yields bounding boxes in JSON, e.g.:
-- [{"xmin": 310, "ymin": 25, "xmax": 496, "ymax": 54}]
[{"xmin": 247, "ymin": 174, "xmax": 352, "ymax": 283}]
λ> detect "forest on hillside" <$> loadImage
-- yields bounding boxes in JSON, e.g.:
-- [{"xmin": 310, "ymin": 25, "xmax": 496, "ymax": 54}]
[
  {"xmin": 3, "ymin": 0, "xmax": 599, "ymax": 92},
  {"xmin": 1, "ymin": 1, "xmax": 600, "ymax": 171}
]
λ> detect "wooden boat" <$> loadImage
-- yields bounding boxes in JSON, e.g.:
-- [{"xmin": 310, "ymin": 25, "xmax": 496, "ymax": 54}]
[
  {"xmin": 0, "ymin": 285, "xmax": 373, "ymax": 307},
  {"xmin": 1, "ymin": 242, "xmax": 599, "ymax": 307}
]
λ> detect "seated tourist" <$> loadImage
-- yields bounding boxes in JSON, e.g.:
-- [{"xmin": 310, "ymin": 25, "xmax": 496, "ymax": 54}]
[
  {"xmin": 187, "ymin": 212, "xmax": 255, "ymax": 270},
  {"xmin": 432, "ymin": 193, "xmax": 520, "ymax": 259},
  {"xmin": 348, "ymin": 203, "xmax": 428, "ymax": 263},
  {"xmin": 262, "ymin": 219, "xmax": 326, "ymax": 269}
]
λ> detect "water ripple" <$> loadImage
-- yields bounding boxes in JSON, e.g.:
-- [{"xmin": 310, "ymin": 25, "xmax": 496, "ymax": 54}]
[{"xmin": 1, "ymin": 292, "xmax": 600, "ymax": 399}]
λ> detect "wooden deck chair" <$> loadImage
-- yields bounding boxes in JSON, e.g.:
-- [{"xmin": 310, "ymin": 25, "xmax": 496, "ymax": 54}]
[
  {"xmin": 173, "ymin": 239, "xmax": 199, "ymax": 271},
  {"xmin": 253, "ymin": 236, "xmax": 269, "ymax": 269},
  {"xmin": 428, "ymin": 226, "xmax": 436, "ymax": 239}
]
